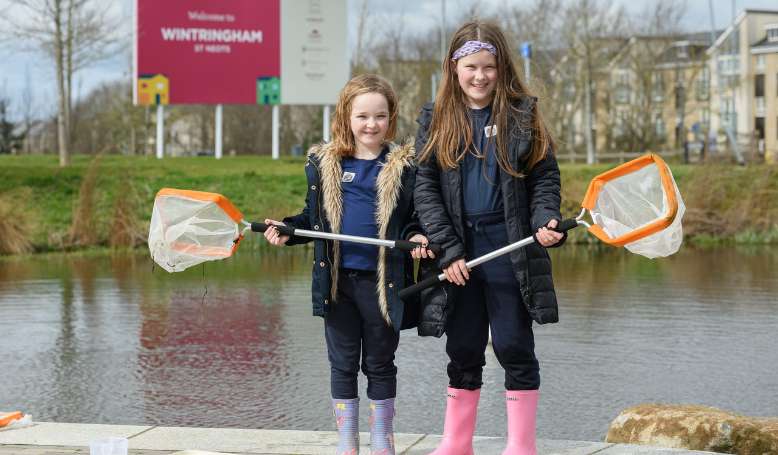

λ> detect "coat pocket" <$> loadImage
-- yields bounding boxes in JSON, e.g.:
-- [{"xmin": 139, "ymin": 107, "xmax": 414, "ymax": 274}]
[{"xmin": 416, "ymin": 260, "xmax": 453, "ymax": 337}]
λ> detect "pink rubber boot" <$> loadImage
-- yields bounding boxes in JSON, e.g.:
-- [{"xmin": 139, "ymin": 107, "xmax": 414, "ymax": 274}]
[
  {"xmin": 501, "ymin": 390, "xmax": 539, "ymax": 455},
  {"xmin": 429, "ymin": 387, "xmax": 481, "ymax": 455}
]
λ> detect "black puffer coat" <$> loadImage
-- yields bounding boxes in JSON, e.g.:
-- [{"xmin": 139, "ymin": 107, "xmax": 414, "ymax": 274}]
[
  {"xmin": 414, "ymin": 97, "xmax": 563, "ymax": 325},
  {"xmin": 282, "ymin": 141, "xmax": 421, "ymax": 332}
]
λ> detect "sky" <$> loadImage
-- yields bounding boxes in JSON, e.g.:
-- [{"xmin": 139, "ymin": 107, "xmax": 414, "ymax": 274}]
[{"xmin": 1, "ymin": 0, "xmax": 777, "ymax": 121}]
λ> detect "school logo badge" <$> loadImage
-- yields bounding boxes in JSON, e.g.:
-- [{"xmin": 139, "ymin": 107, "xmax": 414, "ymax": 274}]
[{"xmin": 342, "ymin": 172, "xmax": 355, "ymax": 183}]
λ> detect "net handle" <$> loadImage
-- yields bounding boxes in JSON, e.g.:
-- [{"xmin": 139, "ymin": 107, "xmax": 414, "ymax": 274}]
[
  {"xmin": 398, "ymin": 217, "xmax": 580, "ymax": 300},
  {"xmin": 249, "ymin": 222, "xmax": 442, "ymax": 255}
]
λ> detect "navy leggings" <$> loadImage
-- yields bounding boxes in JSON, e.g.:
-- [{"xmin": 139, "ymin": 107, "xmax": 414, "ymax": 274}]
[
  {"xmin": 445, "ymin": 215, "xmax": 540, "ymax": 391},
  {"xmin": 325, "ymin": 269, "xmax": 400, "ymax": 400}
]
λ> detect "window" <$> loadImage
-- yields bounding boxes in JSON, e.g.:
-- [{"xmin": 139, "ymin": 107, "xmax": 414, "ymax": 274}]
[
  {"xmin": 755, "ymin": 117, "xmax": 765, "ymax": 140},
  {"xmin": 613, "ymin": 111, "xmax": 625, "ymax": 137},
  {"xmin": 675, "ymin": 85, "xmax": 685, "ymax": 110},
  {"xmin": 676, "ymin": 44, "xmax": 689, "ymax": 59},
  {"xmin": 723, "ymin": 96, "xmax": 735, "ymax": 113},
  {"xmin": 722, "ymin": 96, "xmax": 736, "ymax": 130},
  {"xmin": 718, "ymin": 55, "xmax": 739, "ymax": 75},
  {"xmin": 612, "ymin": 70, "xmax": 630, "ymax": 104},
  {"xmin": 654, "ymin": 112, "xmax": 666, "ymax": 138},
  {"xmin": 756, "ymin": 74, "xmax": 765, "ymax": 97},
  {"xmin": 756, "ymin": 55, "xmax": 766, "ymax": 72},
  {"xmin": 651, "ymin": 73, "xmax": 665, "ymax": 103},
  {"xmin": 768, "ymin": 26, "xmax": 778, "ymax": 43},
  {"xmin": 696, "ymin": 67, "xmax": 710, "ymax": 101}
]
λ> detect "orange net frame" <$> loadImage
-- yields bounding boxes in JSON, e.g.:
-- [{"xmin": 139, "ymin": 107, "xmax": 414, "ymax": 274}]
[
  {"xmin": 578, "ymin": 154, "xmax": 685, "ymax": 258},
  {"xmin": 148, "ymin": 188, "xmax": 247, "ymax": 272}
]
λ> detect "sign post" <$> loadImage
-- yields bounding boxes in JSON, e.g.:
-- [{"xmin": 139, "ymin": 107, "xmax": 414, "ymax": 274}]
[
  {"xmin": 215, "ymin": 104, "xmax": 223, "ymax": 159},
  {"xmin": 521, "ymin": 41, "xmax": 532, "ymax": 83}
]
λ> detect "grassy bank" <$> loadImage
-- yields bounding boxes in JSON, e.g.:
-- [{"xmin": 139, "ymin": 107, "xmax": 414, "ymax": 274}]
[{"xmin": 1, "ymin": 154, "xmax": 776, "ymax": 254}]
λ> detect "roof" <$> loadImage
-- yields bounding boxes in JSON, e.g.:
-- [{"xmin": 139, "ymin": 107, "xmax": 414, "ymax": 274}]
[
  {"xmin": 708, "ymin": 9, "xmax": 778, "ymax": 54},
  {"xmin": 656, "ymin": 43, "xmax": 709, "ymax": 66},
  {"xmin": 751, "ymin": 36, "xmax": 778, "ymax": 54}
]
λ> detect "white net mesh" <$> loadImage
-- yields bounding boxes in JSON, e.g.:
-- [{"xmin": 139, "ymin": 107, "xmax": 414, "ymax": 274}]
[
  {"xmin": 591, "ymin": 162, "xmax": 685, "ymax": 258},
  {"xmin": 148, "ymin": 194, "xmax": 240, "ymax": 272}
]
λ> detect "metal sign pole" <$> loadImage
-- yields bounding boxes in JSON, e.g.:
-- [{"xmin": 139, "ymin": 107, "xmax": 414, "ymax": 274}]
[
  {"xmin": 521, "ymin": 42, "xmax": 532, "ymax": 83},
  {"xmin": 215, "ymin": 104, "xmax": 223, "ymax": 159},
  {"xmin": 272, "ymin": 104, "xmax": 280, "ymax": 159},
  {"xmin": 323, "ymin": 105, "xmax": 331, "ymax": 142},
  {"xmin": 156, "ymin": 104, "xmax": 164, "ymax": 159}
]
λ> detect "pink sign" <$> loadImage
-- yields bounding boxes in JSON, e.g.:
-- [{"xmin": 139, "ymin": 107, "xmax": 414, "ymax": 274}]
[{"xmin": 136, "ymin": 0, "xmax": 280, "ymax": 105}]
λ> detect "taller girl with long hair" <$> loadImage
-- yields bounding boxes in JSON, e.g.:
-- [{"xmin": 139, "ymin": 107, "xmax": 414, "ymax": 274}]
[{"xmin": 414, "ymin": 21, "xmax": 565, "ymax": 455}]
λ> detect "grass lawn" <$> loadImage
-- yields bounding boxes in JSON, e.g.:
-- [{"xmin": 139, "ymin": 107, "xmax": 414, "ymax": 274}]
[{"xmin": 1, "ymin": 154, "xmax": 776, "ymax": 253}]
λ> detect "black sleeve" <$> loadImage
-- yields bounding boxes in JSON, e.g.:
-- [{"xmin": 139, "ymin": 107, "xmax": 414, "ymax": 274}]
[
  {"xmin": 281, "ymin": 164, "xmax": 315, "ymax": 246},
  {"xmin": 526, "ymin": 145, "xmax": 566, "ymax": 248},
  {"xmin": 414, "ymin": 125, "xmax": 466, "ymax": 268}
]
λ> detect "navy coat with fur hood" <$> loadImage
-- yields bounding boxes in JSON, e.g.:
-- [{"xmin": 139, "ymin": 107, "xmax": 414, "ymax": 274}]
[
  {"xmin": 414, "ymin": 97, "xmax": 563, "ymax": 325},
  {"xmin": 282, "ymin": 140, "xmax": 421, "ymax": 332}
]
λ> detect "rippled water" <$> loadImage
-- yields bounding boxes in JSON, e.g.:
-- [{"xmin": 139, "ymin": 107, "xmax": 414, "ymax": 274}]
[{"xmin": 1, "ymin": 243, "xmax": 777, "ymax": 441}]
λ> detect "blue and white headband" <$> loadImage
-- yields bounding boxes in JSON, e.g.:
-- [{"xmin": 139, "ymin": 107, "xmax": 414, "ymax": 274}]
[{"xmin": 452, "ymin": 40, "xmax": 497, "ymax": 60}]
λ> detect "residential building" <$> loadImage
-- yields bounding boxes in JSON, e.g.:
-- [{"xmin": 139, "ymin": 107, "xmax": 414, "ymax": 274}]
[
  {"xmin": 751, "ymin": 22, "xmax": 778, "ymax": 163},
  {"xmin": 707, "ymin": 9, "xmax": 778, "ymax": 161}
]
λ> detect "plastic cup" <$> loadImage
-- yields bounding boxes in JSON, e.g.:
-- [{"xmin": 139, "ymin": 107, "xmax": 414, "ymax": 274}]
[
  {"xmin": 89, "ymin": 439, "xmax": 112, "ymax": 455},
  {"xmin": 89, "ymin": 437, "xmax": 128, "ymax": 455},
  {"xmin": 110, "ymin": 437, "xmax": 128, "ymax": 455}
]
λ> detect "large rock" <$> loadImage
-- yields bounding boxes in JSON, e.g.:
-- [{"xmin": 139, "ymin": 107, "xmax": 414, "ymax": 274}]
[{"xmin": 606, "ymin": 404, "xmax": 778, "ymax": 454}]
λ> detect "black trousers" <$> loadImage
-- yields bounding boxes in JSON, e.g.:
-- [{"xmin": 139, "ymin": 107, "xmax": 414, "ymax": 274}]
[
  {"xmin": 325, "ymin": 269, "xmax": 400, "ymax": 400},
  {"xmin": 445, "ymin": 215, "xmax": 540, "ymax": 391}
]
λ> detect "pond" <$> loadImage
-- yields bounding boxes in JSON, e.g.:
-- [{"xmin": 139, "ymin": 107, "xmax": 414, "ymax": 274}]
[{"xmin": 1, "ymin": 242, "xmax": 776, "ymax": 441}]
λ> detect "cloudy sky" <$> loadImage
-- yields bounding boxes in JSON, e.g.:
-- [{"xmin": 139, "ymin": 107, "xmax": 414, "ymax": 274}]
[{"xmin": 1, "ymin": 0, "xmax": 776, "ymax": 120}]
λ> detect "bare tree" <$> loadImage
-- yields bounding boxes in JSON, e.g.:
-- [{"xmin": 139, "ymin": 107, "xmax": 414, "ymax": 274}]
[
  {"xmin": 503, "ymin": 0, "xmax": 565, "ymax": 59},
  {"xmin": 606, "ymin": 0, "xmax": 690, "ymax": 154},
  {"xmin": 21, "ymin": 66, "xmax": 36, "ymax": 154},
  {"xmin": 3, "ymin": 0, "xmax": 119, "ymax": 166},
  {"xmin": 560, "ymin": 0, "xmax": 627, "ymax": 163},
  {"xmin": 352, "ymin": 0, "xmax": 371, "ymax": 71}
]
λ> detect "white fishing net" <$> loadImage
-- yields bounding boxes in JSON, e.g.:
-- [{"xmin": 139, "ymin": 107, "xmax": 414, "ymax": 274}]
[
  {"xmin": 148, "ymin": 193, "xmax": 240, "ymax": 272},
  {"xmin": 590, "ymin": 162, "xmax": 685, "ymax": 258}
]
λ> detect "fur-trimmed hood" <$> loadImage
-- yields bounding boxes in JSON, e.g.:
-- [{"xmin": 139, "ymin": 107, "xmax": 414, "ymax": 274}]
[{"xmin": 307, "ymin": 140, "xmax": 416, "ymax": 326}]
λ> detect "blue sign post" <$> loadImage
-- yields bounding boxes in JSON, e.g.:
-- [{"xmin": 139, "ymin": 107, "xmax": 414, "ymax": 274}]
[
  {"xmin": 520, "ymin": 42, "xmax": 532, "ymax": 82},
  {"xmin": 521, "ymin": 42, "xmax": 532, "ymax": 58}
]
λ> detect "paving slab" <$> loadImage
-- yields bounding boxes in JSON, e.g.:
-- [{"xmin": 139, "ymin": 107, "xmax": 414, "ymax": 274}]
[
  {"xmin": 0, "ymin": 423, "xmax": 152, "ymax": 446},
  {"xmin": 0, "ymin": 444, "xmax": 173, "ymax": 454},
  {"xmin": 129, "ymin": 427, "xmax": 425, "ymax": 454},
  {"xmin": 0, "ymin": 423, "xmax": 732, "ymax": 455},
  {"xmin": 594, "ymin": 443, "xmax": 723, "ymax": 454},
  {"xmin": 537, "ymin": 438, "xmax": 614, "ymax": 454}
]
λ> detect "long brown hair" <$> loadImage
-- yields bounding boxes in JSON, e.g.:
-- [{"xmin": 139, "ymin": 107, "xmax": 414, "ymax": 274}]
[
  {"xmin": 419, "ymin": 21, "xmax": 554, "ymax": 175},
  {"xmin": 330, "ymin": 73, "xmax": 398, "ymax": 157}
]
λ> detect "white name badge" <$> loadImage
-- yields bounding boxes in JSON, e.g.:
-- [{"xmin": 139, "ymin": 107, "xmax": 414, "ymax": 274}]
[
  {"xmin": 484, "ymin": 125, "xmax": 497, "ymax": 137},
  {"xmin": 342, "ymin": 172, "xmax": 355, "ymax": 183}
]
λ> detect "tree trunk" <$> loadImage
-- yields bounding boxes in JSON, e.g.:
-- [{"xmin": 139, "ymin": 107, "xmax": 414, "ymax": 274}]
[
  {"xmin": 54, "ymin": 0, "xmax": 70, "ymax": 166},
  {"xmin": 584, "ymin": 53, "xmax": 596, "ymax": 164},
  {"xmin": 65, "ymin": 0, "xmax": 75, "ymax": 153}
]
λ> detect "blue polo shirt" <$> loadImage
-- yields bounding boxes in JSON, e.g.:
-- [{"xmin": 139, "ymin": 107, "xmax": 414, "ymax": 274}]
[
  {"xmin": 463, "ymin": 105, "xmax": 503, "ymax": 216},
  {"xmin": 339, "ymin": 147, "xmax": 388, "ymax": 271}
]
